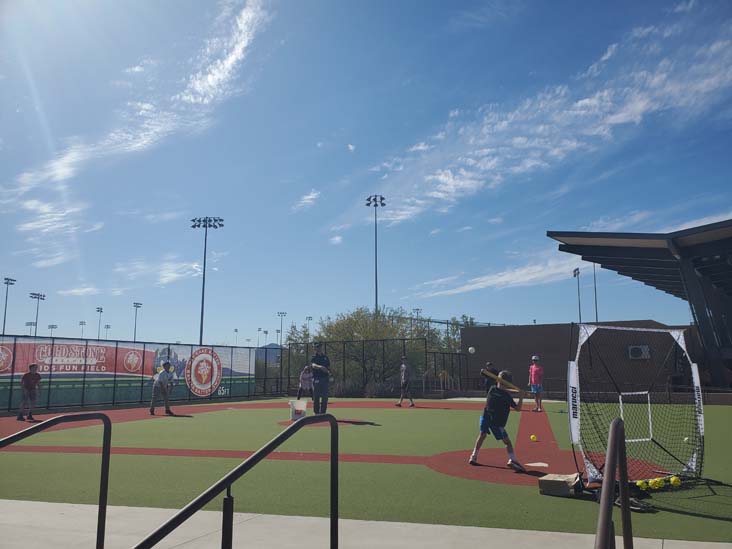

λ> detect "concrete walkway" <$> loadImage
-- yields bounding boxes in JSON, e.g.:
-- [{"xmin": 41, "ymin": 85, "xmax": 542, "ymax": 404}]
[{"xmin": 1, "ymin": 500, "xmax": 729, "ymax": 548}]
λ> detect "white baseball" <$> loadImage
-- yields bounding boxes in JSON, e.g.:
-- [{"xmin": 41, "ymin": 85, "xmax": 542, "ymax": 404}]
[{"xmin": 468, "ymin": 347, "xmax": 476, "ymax": 354}]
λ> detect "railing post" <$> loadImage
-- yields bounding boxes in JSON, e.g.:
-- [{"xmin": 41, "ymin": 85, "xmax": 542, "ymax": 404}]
[
  {"xmin": 616, "ymin": 422, "xmax": 633, "ymax": 548},
  {"xmin": 97, "ymin": 415, "xmax": 112, "ymax": 549},
  {"xmin": 221, "ymin": 486, "xmax": 234, "ymax": 549},
  {"xmin": 330, "ymin": 414, "xmax": 339, "ymax": 549}
]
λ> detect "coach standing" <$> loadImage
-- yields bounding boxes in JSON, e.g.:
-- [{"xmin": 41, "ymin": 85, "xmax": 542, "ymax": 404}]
[{"xmin": 310, "ymin": 342, "xmax": 331, "ymax": 414}]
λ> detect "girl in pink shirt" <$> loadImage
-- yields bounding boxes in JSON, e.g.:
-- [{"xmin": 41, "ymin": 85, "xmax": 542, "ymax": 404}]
[{"xmin": 528, "ymin": 355, "xmax": 544, "ymax": 412}]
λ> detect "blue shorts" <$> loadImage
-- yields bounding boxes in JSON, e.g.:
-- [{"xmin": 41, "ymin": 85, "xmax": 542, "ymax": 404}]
[
  {"xmin": 530, "ymin": 384, "xmax": 543, "ymax": 394},
  {"xmin": 479, "ymin": 415, "xmax": 508, "ymax": 440}
]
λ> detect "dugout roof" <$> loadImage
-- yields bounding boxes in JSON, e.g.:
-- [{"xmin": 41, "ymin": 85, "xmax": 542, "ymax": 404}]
[{"xmin": 547, "ymin": 218, "xmax": 732, "ymax": 301}]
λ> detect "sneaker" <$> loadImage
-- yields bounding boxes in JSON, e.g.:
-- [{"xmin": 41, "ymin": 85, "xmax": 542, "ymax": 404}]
[
  {"xmin": 165, "ymin": 410, "xmax": 174, "ymax": 416},
  {"xmin": 149, "ymin": 409, "xmax": 155, "ymax": 416},
  {"xmin": 27, "ymin": 414, "xmax": 34, "ymax": 421},
  {"xmin": 469, "ymin": 454, "xmax": 478, "ymax": 465},
  {"xmin": 507, "ymin": 459, "xmax": 526, "ymax": 473},
  {"xmin": 16, "ymin": 415, "xmax": 24, "ymax": 421},
  {"xmin": 409, "ymin": 403, "xmax": 415, "ymax": 408},
  {"xmin": 394, "ymin": 403, "xmax": 402, "ymax": 407}
]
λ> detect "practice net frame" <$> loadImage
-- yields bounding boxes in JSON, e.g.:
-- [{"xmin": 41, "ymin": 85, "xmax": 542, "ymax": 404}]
[{"xmin": 567, "ymin": 324, "xmax": 705, "ymax": 483}]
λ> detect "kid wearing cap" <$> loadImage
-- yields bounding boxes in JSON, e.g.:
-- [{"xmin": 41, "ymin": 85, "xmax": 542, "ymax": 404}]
[
  {"xmin": 17, "ymin": 363, "xmax": 41, "ymax": 421},
  {"xmin": 469, "ymin": 369, "xmax": 524, "ymax": 472},
  {"xmin": 528, "ymin": 355, "xmax": 544, "ymax": 412}
]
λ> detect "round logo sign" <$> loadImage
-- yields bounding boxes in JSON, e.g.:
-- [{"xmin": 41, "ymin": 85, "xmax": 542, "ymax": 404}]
[
  {"xmin": 185, "ymin": 347, "xmax": 223, "ymax": 397},
  {"xmin": 0, "ymin": 345, "xmax": 13, "ymax": 373},
  {"xmin": 123, "ymin": 350, "xmax": 143, "ymax": 373}
]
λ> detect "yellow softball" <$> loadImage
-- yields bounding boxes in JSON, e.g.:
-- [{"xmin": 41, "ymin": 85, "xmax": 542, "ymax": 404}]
[
  {"xmin": 636, "ymin": 480, "xmax": 648, "ymax": 490},
  {"xmin": 530, "ymin": 434, "xmax": 537, "ymax": 442},
  {"xmin": 670, "ymin": 476, "xmax": 681, "ymax": 487}
]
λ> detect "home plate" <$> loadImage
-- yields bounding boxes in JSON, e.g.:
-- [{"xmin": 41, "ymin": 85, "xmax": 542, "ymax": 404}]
[{"xmin": 526, "ymin": 462, "xmax": 549, "ymax": 467}]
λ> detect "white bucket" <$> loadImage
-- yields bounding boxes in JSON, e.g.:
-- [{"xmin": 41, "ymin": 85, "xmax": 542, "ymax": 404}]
[{"xmin": 289, "ymin": 399, "xmax": 307, "ymax": 421}]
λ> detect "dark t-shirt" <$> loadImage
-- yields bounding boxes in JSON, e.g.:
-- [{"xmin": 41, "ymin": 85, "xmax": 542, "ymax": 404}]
[
  {"xmin": 311, "ymin": 353, "xmax": 331, "ymax": 381},
  {"xmin": 21, "ymin": 372, "xmax": 41, "ymax": 391},
  {"xmin": 484, "ymin": 386, "xmax": 517, "ymax": 427}
]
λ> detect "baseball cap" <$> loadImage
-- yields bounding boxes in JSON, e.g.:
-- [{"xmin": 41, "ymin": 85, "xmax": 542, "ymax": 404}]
[{"xmin": 531, "ymin": 355, "xmax": 539, "ymax": 361}]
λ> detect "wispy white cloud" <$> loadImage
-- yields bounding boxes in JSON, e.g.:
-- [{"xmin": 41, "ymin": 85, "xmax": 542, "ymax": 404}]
[
  {"xmin": 417, "ymin": 251, "xmax": 583, "ymax": 297},
  {"xmin": 329, "ymin": 235, "xmax": 343, "ymax": 245},
  {"xmin": 358, "ymin": 17, "xmax": 732, "ymax": 226},
  {"xmin": 292, "ymin": 189, "xmax": 321, "ymax": 211},
  {"xmin": 347, "ymin": 143, "xmax": 356, "ymax": 152},
  {"xmin": 58, "ymin": 286, "xmax": 100, "ymax": 297},
  {"xmin": 330, "ymin": 223, "xmax": 351, "ymax": 232},
  {"xmin": 176, "ymin": 0, "xmax": 267, "ymax": 105},
  {"xmin": 408, "ymin": 142, "xmax": 432, "ymax": 152},
  {"xmin": 429, "ymin": 228, "xmax": 442, "ymax": 235},
  {"xmin": 659, "ymin": 211, "xmax": 732, "ymax": 233},
  {"xmin": 456, "ymin": 225, "xmax": 472, "ymax": 232},
  {"xmin": 410, "ymin": 274, "xmax": 463, "ymax": 290},
  {"xmin": 584, "ymin": 210, "xmax": 653, "ymax": 232},
  {"xmin": 487, "ymin": 216, "xmax": 503, "ymax": 225},
  {"xmin": 144, "ymin": 210, "xmax": 185, "ymax": 223},
  {"xmin": 673, "ymin": 0, "xmax": 696, "ymax": 13},
  {"xmin": 115, "ymin": 255, "xmax": 201, "ymax": 286}
]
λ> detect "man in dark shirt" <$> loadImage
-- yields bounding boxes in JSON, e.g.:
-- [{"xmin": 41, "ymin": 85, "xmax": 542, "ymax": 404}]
[
  {"xmin": 469, "ymin": 370, "xmax": 525, "ymax": 472},
  {"xmin": 17, "ymin": 363, "xmax": 42, "ymax": 421},
  {"xmin": 310, "ymin": 342, "xmax": 331, "ymax": 414},
  {"xmin": 395, "ymin": 356, "xmax": 415, "ymax": 408}
]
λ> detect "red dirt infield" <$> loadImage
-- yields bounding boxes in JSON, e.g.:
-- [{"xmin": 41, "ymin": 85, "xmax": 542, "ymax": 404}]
[{"xmin": 1, "ymin": 400, "xmax": 578, "ymax": 486}]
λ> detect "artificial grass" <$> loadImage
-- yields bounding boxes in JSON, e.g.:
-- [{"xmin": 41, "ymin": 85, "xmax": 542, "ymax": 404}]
[{"xmin": 1, "ymin": 399, "xmax": 731, "ymax": 542}]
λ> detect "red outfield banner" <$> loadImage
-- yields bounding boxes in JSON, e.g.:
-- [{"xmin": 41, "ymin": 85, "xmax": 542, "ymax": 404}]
[{"xmin": 0, "ymin": 342, "xmax": 156, "ymax": 377}]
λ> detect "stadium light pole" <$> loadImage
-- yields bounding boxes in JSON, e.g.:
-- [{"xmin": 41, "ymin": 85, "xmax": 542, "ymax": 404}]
[
  {"xmin": 593, "ymin": 263, "xmax": 599, "ymax": 323},
  {"xmin": 263, "ymin": 330, "xmax": 268, "ymax": 346},
  {"xmin": 234, "ymin": 328, "xmax": 238, "ymax": 346},
  {"xmin": 305, "ymin": 316, "xmax": 313, "ymax": 340},
  {"xmin": 191, "ymin": 216, "xmax": 224, "ymax": 345},
  {"xmin": 25, "ymin": 321, "xmax": 35, "ymax": 336},
  {"xmin": 573, "ymin": 268, "xmax": 582, "ymax": 323},
  {"xmin": 48, "ymin": 324, "xmax": 58, "ymax": 337},
  {"xmin": 96, "ymin": 307, "xmax": 103, "ymax": 339},
  {"xmin": 79, "ymin": 320, "xmax": 86, "ymax": 338},
  {"xmin": 2, "ymin": 277, "xmax": 16, "ymax": 336},
  {"xmin": 277, "ymin": 312, "xmax": 287, "ymax": 346},
  {"xmin": 276, "ymin": 329, "xmax": 281, "ymax": 346},
  {"xmin": 257, "ymin": 327, "xmax": 262, "ymax": 347},
  {"xmin": 365, "ymin": 195, "xmax": 386, "ymax": 315},
  {"xmin": 29, "ymin": 292, "xmax": 45, "ymax": 337},
  {"xmin": 104, "ymin": 324, "xmax": 111, "ymax": 340},
  {"xmin": 133, "ymin": 302, "xmax": 142, "ymax": 342}
]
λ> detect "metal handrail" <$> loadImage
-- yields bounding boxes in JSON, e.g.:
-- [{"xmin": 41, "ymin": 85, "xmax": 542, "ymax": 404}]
[
  {"xmin": 0, "ymin": 413, "xmax": 112, "ymax": 549},
  {"xmin": 595, "ymin": 417, "xmax": 633, "ymax": 549},
  {"xmin": 134, "ymin": 413, "xmax": 339, "ymax": 548}
]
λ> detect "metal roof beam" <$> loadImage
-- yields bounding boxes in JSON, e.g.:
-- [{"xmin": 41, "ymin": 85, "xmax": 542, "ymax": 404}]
[{"xmin": 558, "ymin": 244, "xmax": 675, "ymax": 261}]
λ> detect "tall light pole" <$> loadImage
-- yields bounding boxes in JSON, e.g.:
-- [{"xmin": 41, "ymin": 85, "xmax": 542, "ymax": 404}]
[
  {"xmin": 25, "ymin": 321, "xmax": 35, "ymax": 336},
  {"xmin": 573, "ymin": 268, "xmax": 582, "ymax": 323},
  {"xmin": 79, "ymin": 320, "xmax": 86, "ymax": 338},
  {"xmin": 276, "ymin": 329, "xmax": 281, "ymax": 346},
  {"xmin": 96, "ymin": 307, "xmax": 103, "ymax": 339},
  {"xmin": 29, "ymin": 292, "xmax": 45, "ymax": 337},
  {"xmin": 365, "ymin": 194, "xmax": 386, "ymax": 315},
  {"xmin": 277, "ymin": 312, "xmax": 287, "ymax": 346},
  {"xmin": 2, "ymin": 277, "xmax": 16, "ymax": 336},
  {"xmin": 257, "ymin": 327, "xmax": 262, "ymax": 347},
  {"xmin": 305, "ymin": 316, "xmax": 313, "ymax": 339},
  {"xmin": 191, "ymin": 216, "xmax": 224, "ymax": 345},
  {"xmin": 593, "ymin": 263, "xmax": 599, "ymax": 323},
  {"xmin": 234, "ymin": 328, "xmax": 239, "ymax": 346},
  {"xmin": 48, "ymin": 324, "xmax": 58, "ymax": 337},
  {"xmin": 413, "ymin": 307, "xmax": 422, "ymax": 333},
  {"xmin": 263, "ymin": 330, "xmax": 269, "ymax": 346},
  {"xmin": 104, "ymin": 324, "xmax": 111, "ymax": 339},
  {"xmin": 133, "ymin": 302, "xmax": 142, "ymax": 342}
]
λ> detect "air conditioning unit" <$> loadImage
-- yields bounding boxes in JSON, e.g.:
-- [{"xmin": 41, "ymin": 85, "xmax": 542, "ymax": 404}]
[{"xmin": 628, "ymin": 345, "xmax": 651, "ymax": 360}]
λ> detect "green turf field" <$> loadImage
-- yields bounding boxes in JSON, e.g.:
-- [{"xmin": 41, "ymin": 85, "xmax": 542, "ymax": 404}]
[{"xmin": 1, "ymin": 399, "xmax": 731, "ymax": 542}]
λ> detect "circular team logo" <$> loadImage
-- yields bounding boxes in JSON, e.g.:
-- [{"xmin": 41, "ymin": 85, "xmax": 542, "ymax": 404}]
[
  {"xmin": 0, "ymin": 345, "xmax": 13, "ymax": 373},
  {"xmin": 185, "ymin": 347, "xmax": 222, "ymax": 397},
  {"xmin": 123, "ymin": 350, "xmax": 143, "ymax": 373}
]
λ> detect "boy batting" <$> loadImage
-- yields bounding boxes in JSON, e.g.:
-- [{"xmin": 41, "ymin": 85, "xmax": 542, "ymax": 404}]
[{"xmin": 469, "ymin": 369, "xmax": 525, "ymax": 472}]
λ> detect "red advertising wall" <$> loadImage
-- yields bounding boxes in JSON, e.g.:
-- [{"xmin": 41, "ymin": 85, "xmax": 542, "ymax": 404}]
[{"xmin": 0, "ymin": 342, "xmax": 157, "ymax": 377}]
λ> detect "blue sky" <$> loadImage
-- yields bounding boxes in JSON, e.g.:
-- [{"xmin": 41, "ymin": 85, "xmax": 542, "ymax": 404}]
[{"xmin": 1, "ymin": 0, "xmax": 732, "ymax": 345}]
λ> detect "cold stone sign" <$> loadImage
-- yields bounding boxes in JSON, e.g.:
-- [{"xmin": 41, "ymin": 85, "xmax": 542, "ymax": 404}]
[{"xmin": 185, "ymin": 347, "xmax": 223, "ymax": 397}]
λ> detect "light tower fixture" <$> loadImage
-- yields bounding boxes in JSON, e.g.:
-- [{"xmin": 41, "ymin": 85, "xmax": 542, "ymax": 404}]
[
  {"xmin": 365, "ymin": 194, "xmax": 386, "ymax": 315},
  {"xmin": 96, "ymin": 307, "xmax": 103, "ymax": 339},
  {"xmin": 25, "ymin": 321, "xmax": 36, "ymax": 336},
  {"xmin": 48, "ymin": 324, "xmax": 58, "ymax": 337},
  {"xmin": 2, "ymin": 277, "xmax": 16, "ymax": 336},
  {"xmin": 104, "ymin": 324, "xmax": 112, "ymax": 339},
  {"xmin": 133, "ymin": 302, "xmax": 142, "ymax": 342},
  {"xmin": 277, "ymin": 312, "xmax": 287, "ymax": 346},
  {"xmin": 29, "ymin": 292, "xmax": 45, "ymax": 337},
  {"xmin": 79, "ymin": 320, "xmax": 86, "ymax": 338},
  {"xmin": 191, "ymin": 216, "xmax": 224, "ymax": 345}
]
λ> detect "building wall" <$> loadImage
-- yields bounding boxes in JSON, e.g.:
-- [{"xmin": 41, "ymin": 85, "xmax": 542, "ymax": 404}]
[{"xmin": 460, "ymin": 320, "xmax": 701, "ymax": 392}]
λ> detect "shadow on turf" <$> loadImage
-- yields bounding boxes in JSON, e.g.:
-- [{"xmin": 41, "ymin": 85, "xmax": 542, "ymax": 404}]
[
  {"xmin": 470, "ymin": 462, "xmax": 545, "ymax": 478},
  {"xmin": 645, "ymin": 478, "xmax": 732, "ymax": 522},
  {"xmin": 336, "ymin": 420, "xmax": 381, "ymax": 427}
]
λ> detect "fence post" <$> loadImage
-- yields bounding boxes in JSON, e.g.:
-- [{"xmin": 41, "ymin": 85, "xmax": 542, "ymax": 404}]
[
  {"xmin": 112, "ymin": 342, "xmax": 119, "ymax": 406},
  {"xmin": 342, "ymin": 341, "xmax": 346, "ymax": 397},
  {"xmin": 7, "ymin": 337, "xmax": 17, "ymax": 412},
  {"xmin": 81, "ymin": 340, "xmax": 89, "ymax": 407}
]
